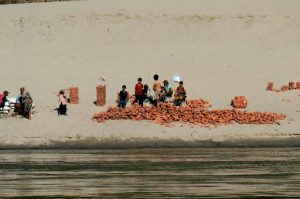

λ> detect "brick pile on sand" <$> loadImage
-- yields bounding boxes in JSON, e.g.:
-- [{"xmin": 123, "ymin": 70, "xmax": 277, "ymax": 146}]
[
  {"xmin": 92, "ymin": 99, "xmax": 286, "ymax": 126},
  {"xmin": 186, "ymin": 99, "xmax": 212, "ymax": 109},
  {"xmin": 231, "ymin": 96, "xmax": 248, "ymax": 109}
]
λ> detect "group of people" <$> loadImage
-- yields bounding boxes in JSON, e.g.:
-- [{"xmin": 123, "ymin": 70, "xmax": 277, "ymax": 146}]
[
  {"xmin": 118, "ymin": 74, "xmax": 186, "ymax": 108},
  {"xmin": 0, "ymin": 87, "xmax": 68, "ymax": 119},
  {"xmin": 0, "ymin": 75, "xmax": 186, "ymax": 119},
  {"xmin": 0, "ymin": 87, "xmax": 33, "ymax": 119}
]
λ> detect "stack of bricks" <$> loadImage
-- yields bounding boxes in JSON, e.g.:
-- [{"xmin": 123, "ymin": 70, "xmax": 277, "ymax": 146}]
[
  {"xmin": 296, "ymin": 82, "xmax": 300, "ymax": 89},
  {"xmin": 289, "ymin": 82, "xmax": 295, "ymax": 90},
  {"xmin": 266, "ymin": 82, "xmax": 274, "ymax": 91},
  {"xmin": 92, "ymin": 101, "xmax": 285, "ymax": 126},
  {"xmin": 96, "ymin": 85, "xmax": 106, "ymax": 106},
  {"xmin": 281, "ymin": 85, "xmax": 289, "ymax": 92},
  {"xmin": 267, "ymin": 81, "xmax": 300, "ymax": 92},
  {"xmin": 69, "ymin": 87, "xmax": 79, "ymax": 104},
  {"xmin": 231, "ymin": 96, "xmax": 248, "ymax": 109},
  {"xmin": 186, "ymin": 99, "xmax": 211, "ymax": 109}
]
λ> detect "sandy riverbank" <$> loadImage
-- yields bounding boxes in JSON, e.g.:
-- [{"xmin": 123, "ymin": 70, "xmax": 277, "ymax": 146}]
[{"xmin": 0, "ymin": 0, "xmax": 300, "ymax": 148}]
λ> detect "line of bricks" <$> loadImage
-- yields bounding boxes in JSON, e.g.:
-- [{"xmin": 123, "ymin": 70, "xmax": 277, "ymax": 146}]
[{"xmin": 92, "ymin": 99, "xmax": 285, "ymax": 126}]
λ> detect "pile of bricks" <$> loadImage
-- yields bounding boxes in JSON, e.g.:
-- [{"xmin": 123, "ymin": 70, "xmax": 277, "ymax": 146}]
[
  {"xmin": 231, "ymin": 96, "xmax": 248, "ymax": 109},
  {"xmin": 69, "ymin": 87, "xmax": 79, "ymax": 104},
  {"xmin": 96, "ymin": 85, "xmax": 106, "ymax": 106},
  {"xmin": 267, "ymin": 81, "xmax": 300, "ymax": 92},
  {"xmin": 186, "ymin": 99, "xmax": 212, "ymax": 109},
  {"xmin": 266, "ymin": 82, "xmax": 275, "ymax": 91},
  {"xmin": 92, "ymin": 102, "xmax": 285, "ymax": 126}
]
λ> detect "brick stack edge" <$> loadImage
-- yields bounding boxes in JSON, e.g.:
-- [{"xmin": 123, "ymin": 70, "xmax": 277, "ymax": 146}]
[
  {"xmin": 289, "ymin": 82, "xmax": 295, "ymax": 90},
  {"xmin": 267, "ymin": 81, "xmax": 300, "ymax": 92},
  {"xmin": 296, "ymin": 82, "xmax": 300, "ymax": 89},
  {"xmin": 231, "ymin": 96, "xmax": 247, "ymax": 109},
  {"xmin": 281, "ymin": 85, "xmax": 289, "ymax": 92},
  {"xmin": 92, "ymin": 99, "xmax": 286, "ymax": 126},
  {"xmin": 266, "ymin": 82, "xmax": 274, "ymax": 91},
  {"xmin": 96, "ymin": 85, "xmax": 106, "ymax": 106},
  {"xmin": 69, "ymin": 87, "xmax": 79, "ymax": 104}
]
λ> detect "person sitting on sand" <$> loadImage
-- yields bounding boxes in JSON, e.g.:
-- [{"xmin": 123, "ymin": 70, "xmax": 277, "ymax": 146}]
[
  {"xmin": 118, "ymin": 85, "xmax": 129, "ymax": 108},
  {"xmin": 0, "ymin": 90, "xmax": 9, "ymax": 109},
  {"xmin": 174, "ymin": 81, "xmax": 186, "ymax": 106},
  {"xmin": 57, "ymin": 90, "xmax": 67, "ymax": 116},
  {"xmin": 142, "ymin": 84, "xmax": 154, "ymax": 106},
  {"xmin": 20, "ymin": 87, "xmax": 33, "ymax": 119},
  {"xmin": 133, "ymin": 77, "xmax": 144, "ymax": 106},
  {"xmin": 153, "ymin": 74, "xmax": 162, "ymax": 107},
  {"xmin": 160, "ymin": 80, "xmax": 173, "ymax": 102}
]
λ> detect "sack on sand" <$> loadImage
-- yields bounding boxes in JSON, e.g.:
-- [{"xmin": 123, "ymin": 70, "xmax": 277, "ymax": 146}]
[{"xmin": 172, "ymin": 74, "xmax": 181, "ymax": 83}]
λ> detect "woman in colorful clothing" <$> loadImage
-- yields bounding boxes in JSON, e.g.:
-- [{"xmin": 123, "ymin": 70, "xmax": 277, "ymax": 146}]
[{"xmin": 160, "ymin": 80, "xmax": 173, "ymax": 103}]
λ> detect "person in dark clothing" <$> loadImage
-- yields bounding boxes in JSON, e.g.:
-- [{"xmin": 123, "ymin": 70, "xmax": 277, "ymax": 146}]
[
  {"xmin": 58, "ymin": 90, "xmax": 67, "ymax": 116},
  {"xmin": 133, "ymin": 77, "xmax": 144, "ymax": 106},
  {"xmin": 118, "ymin": 85, "xmax": 129, "ymax": 108},
  {"xmin": 142, "ymin": 84, "xmax": 154, "ymax": 105}
]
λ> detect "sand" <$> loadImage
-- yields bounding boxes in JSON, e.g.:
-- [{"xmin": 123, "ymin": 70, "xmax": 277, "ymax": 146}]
[{"xmin": 0, "ymin": 0, "xmax": 300, "ymax": 148}]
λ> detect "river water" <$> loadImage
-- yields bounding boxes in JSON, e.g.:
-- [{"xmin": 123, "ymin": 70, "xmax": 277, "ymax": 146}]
[{"xmin": 0, "ymin": 148, "xmax": 299, "ymax": 198}]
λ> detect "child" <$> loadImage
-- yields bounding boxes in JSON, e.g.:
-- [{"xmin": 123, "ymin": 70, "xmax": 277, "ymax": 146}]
[
  {"xmin": 142, "ymin": 84, "xmax": 154, "ymax": 105},
  {"xmin": 134, "ymin": 77, "xmax": 144, "ymax": 106},
  {"xmin": 58, "ymin": 90, "xmax": 67, "ymax": 116},
  {"xmin": 174, "ymin": 81, "xmax": 186, "ymax": 106},
  {"xmin": 152, "ymin": 74, "xmax": 162, "ymax": 107},
  {"xmin": 118, "ymin": 85, "xmax": 129, "ymax": 108}
]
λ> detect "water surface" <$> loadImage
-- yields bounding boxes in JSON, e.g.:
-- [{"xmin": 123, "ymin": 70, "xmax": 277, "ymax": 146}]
[{"xmin": 0, "ymin": 148, "xmax": 299, "ymax": 198}]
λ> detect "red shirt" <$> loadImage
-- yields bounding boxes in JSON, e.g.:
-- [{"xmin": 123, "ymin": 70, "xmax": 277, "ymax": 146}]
[
  {"xmin": 176, "ymin": 86, "xmax": 186, "ymax": 95},
  {"xmin": 0, "ymin": 94, "xmax": 4, "ymax": 104},
  {"xmin": 135, "ymin": 83, "xmax": 144, "ymax": 96}
]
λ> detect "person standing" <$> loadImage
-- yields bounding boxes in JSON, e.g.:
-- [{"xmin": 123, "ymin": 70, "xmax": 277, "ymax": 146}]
[
  {"xmin": 133, "ymin": 77, "xmax": 144, "ymax": 106},
  {"xmin": 58, "ymin": 90, "xmax": 67, "ymax": 116},
  {"xmin": 152, "ymin": 74, "xmax": 162, "ymax": 107},
  {"xmin": 20, "ymin": 87, "xmax": 33, "ymax": 120},
  {"xmin": 118, "ymin": 85, "xmax": 129, "ymax": 108}
]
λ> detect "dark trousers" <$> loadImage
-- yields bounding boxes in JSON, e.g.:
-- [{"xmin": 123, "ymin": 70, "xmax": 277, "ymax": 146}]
[
  {"xmin": 134, "ymin": 95, "xmax": 144, "ymax": 107},
  {"xmin": 58, "ymin": 103, "xmax": 67, "ymax": 115}
]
